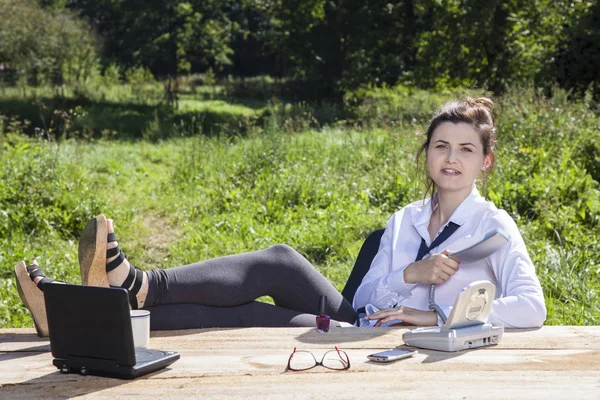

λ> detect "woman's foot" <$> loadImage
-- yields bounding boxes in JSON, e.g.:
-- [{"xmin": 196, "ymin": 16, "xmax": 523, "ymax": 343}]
[
  {"xmin": 105, "ymin": 219, "xmax": 149, "ymax": 308},
  {"xmin": 14, "ymin": 260, "xmax": 62, "ymax": 337},
  {"xmin": 78, "ymin": 215, "xmax": 148, "ymax": 308}
]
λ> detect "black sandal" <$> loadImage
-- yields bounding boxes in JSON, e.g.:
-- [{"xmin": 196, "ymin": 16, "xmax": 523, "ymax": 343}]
[
  {"xmin": 106, "ymin": 232, "xmax": 144, "ymax": 309},
  {"xmin": 27, "ymin": 265, "xmax": 56, "ymax": 291},
  {"xmin": 14, "ymin": 261, "xmax": 57, "ymax": 337}
]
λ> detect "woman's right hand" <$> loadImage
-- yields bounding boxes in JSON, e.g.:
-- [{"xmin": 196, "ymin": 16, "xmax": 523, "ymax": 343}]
[{"xmin": 403, "ymin": 250, "xmax": 459, "ymax": 285}]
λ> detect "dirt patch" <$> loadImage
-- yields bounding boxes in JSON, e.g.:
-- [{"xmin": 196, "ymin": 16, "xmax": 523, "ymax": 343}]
[{"xmin": 128, "ymin": 213, "xmax": 180, "ymax": 269}]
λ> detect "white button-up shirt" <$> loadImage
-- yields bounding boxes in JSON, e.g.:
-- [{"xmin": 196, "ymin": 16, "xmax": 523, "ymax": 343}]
[{"xmin": 353, "ymin": 188, "xmax": 547, "ymax": 328}]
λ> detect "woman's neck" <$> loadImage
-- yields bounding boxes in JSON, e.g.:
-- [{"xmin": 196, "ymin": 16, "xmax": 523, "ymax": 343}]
[{"xmin": 431, "ymin": 188, "xmax": 472, "ymax": 227}]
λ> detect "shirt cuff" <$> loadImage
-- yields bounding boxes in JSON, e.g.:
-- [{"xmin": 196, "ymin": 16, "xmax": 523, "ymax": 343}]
[{"xmin": 389, "ymin": 265, "xmax": 417, "ymax": 299}]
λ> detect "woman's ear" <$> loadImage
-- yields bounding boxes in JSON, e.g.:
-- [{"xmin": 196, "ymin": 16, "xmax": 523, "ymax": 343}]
[{"xmin": 481, "ymin": 154, "xmax": 492, "ymax": 171}]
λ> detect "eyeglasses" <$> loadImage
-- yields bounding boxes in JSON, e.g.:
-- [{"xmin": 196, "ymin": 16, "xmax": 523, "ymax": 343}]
[{"xmin": 287, "ymin": 347, "xmax": 351, "ymax": 371}]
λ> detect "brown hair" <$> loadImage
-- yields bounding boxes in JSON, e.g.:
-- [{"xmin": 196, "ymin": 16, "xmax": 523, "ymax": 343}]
[{"xmin": 416, "ymin": 97, "xmax": 497, "ymax": 199}]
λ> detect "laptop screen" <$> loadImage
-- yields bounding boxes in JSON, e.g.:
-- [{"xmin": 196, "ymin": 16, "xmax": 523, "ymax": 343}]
[{"xmin": 44, "ymin": 284, "xmax": 136, "ymax": 366}]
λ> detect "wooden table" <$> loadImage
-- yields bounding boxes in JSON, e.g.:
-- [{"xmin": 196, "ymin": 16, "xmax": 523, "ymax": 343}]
[{"xmin": 1, "ymin": 326, "xmax": 599, "ymax": 399}]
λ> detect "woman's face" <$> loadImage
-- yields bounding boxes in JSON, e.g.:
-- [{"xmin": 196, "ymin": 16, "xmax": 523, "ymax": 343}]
[{"xmin": 426, "ymin": 122, "xmax": 491, "ymax": 197}]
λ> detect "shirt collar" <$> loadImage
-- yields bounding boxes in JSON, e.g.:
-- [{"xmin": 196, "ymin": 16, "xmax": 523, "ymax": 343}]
[{"xmin": 413, "ymin": 187, "xmax": 484, "ymax": 240}]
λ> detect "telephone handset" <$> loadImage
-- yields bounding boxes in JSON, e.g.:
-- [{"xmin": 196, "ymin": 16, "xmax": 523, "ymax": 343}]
[{"xmin": 447, "ymin": 228, "xmax": 509, "ymax": 263}]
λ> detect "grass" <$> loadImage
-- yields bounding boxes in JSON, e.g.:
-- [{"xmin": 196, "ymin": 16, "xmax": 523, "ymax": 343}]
[{"xmin": 0, "ymin": 82, "xmax": 599, "ymax": 329}]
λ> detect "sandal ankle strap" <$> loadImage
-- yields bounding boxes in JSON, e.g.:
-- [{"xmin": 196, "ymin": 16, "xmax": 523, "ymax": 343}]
[
  {"xmin": 110, "ymin": 267, "xmax": 143, "ymax": 310},
  {"xmin": 26, "ymin": 264, "xmax": 55, "ymax": 292},
  {"xmin": 28, "ymin": 269, "xmax": 45, "ymax": 281},
  {"xmin": 106, "ymin": 246, "xmax": 120, "ymax": 258},
  {"xmin": 104, "ymin": 233, "xmax": 143, "ymax": 310},
  {"xmin": 129, "ymin": 269, "xmax": 144, "ymax": 310},
  {"xmin": 106, "ymin": 256, "xmax": 144, "ymax": 309},
  {"xmin": 121, "ymin": 263, "xmax": 136, "ymax": 289},
  {"xmin": 37, "ymin": 277, "xmax": 55, "ymax": 291},
  {"xmin": 26, "ymin": 265, "xmax": 39, "ymax": 273},
  {"xmin": 106, "ymin": 251, "xmax": 125, "ymax": 272}
]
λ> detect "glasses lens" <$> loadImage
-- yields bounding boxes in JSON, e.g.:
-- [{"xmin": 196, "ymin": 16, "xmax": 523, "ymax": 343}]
[
  {"xmin": 289, "ymin": 351, "xmax": 317, "ymax": 371},
  {"xmin": 322, "ymin": 350, "xmax": 350, "ymax": 370}
]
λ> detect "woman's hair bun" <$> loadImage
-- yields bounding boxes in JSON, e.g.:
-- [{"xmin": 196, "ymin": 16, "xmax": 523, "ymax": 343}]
[{"xmin": 466, "ymin": 97, "xmax": 494, "ymax": 112}]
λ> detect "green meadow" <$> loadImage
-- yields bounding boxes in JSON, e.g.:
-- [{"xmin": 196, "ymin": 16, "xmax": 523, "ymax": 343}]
[{"xmin": 1, "ymin": 81, "xmax": 599, "ymax": 328}]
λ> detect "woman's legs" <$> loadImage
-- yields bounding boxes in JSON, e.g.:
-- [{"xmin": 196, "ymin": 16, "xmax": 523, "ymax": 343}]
[
  {"xmin": 103, "ymin": 219, "xmax": 356, "ymax": 327},
  {"xmin": 146, "ymin": 301, "xmax": 319, "ymax": 330},
  {"xmin": 144, "ymin": 244, "xmax": 357, "ymax": 325}
]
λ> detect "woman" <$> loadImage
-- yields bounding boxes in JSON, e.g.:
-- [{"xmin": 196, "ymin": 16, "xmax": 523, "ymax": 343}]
[
  {"xmin": 14, "ymin": 97, "xmax": 546, "ymax": 336},
  {"xmin": 356, "ymin": 97, "xmax": 546, "ymax": 328}
]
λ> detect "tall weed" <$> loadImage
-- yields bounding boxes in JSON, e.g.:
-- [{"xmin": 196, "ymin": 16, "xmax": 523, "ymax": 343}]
[{"xmin": 489, "ymin": 87, "xmax": 600, "ymax": 323}]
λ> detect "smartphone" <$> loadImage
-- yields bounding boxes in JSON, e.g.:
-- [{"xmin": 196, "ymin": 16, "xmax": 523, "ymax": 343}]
[{"xmin": 367, "ymin": 349, "xmax": 418, "ymax": 363}]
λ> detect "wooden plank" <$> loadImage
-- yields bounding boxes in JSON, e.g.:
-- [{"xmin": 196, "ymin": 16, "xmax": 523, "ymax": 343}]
[
  {"xmin": 2, "ymin": 326, "xmax": 600, "ymax": 352},
  {"xmin": 147, "ymin": 326, "xmax": 600, "ymax": 351},
  {"xmin": 1, "ymin": 370, "xmax": 599, "ymax": 399},
  {"xmin": 2, "ymin": 348, "xmax": 599, "ymax": 385}
]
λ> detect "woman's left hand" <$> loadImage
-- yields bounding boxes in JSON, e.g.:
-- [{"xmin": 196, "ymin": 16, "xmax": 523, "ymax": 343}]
[{"xmin": 365, "ymin": 306, "xmax": 437, "ymax": 327}]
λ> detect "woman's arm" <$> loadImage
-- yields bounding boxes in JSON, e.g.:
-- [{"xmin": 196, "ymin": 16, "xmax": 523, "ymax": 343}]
[
  {"xmin": 352, "ymin": 211, "xmax": 415, "ymax": 310},
  {"xmin": 487, "ymin": 212, "xmax": 547, "ymax": 328},
  {"xmin": 364, "ymin": 306, "xmax": 438, "ymax": 327},
  {"xmin": 353, "ymin": 209, "xmax": 460, "ymax": 311}
]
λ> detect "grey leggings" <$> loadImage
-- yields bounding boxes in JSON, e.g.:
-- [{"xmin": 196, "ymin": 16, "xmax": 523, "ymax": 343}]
[{"xmin": 143, "ymin": 244, "xmax": 357, "ymax": 329}]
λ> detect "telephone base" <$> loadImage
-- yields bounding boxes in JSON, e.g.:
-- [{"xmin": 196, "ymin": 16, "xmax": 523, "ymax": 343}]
[{"xmin": 403, "ymin": 323, "xmax": 504, "ymax": 352}]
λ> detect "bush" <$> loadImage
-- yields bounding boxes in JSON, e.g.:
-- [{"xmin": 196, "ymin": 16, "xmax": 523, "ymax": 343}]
[
  {"xmin": 0, "ymin": 135, "xmax": 108, "ymax": 240},
  {"xmin": 343, "ymin": 84, "xmax": 487, "ymax": 127}
]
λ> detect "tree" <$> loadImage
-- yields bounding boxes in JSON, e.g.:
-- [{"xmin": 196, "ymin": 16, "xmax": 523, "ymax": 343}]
[
  {"xmin": 554, "ymin": 2, "xmax": 600, "ymax": 100},
  {"xmin": 0, "ymin": 0, "xmax": 97, "ymax": 88},
  {"xmin": 68, "ymin": 0, "xmax": 234, "ymax": 104},
  {"xmin": 68, "ymin": 0, "xmax": 233, "ymax": 76},
  {"xmin": 316, "ymin": 0, "xmax": 419, "ymax": 89},
  {"xmin": 409, "ymin": 0, "xmax": 594, "ymax": 93}
]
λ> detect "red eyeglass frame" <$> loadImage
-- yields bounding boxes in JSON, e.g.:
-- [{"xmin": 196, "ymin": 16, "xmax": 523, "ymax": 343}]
[{"xmin": 286, "ymin": 346, "xmax": 351, "ymax": 371}]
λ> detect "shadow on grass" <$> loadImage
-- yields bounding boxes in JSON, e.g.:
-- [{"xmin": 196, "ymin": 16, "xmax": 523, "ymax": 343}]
[
  {"xmin": 0, "ymin": 77, "xmax": 348, "ymax": 141},
  {"xmin": 0, "ymin": 97, "xmax": 263, "ymax": 141}
]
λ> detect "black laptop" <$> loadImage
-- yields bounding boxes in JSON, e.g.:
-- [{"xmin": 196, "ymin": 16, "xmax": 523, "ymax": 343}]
[{"xmin": 44, "ymin": 283, "xmax": 179, "ymax": 379}]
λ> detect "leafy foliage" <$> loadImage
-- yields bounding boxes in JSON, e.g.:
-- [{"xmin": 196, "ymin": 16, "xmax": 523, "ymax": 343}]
[
  {"xmin": 2, "ymin": 1, "xmax": 600, "ymax": 100},
  {"xmin": 68, "ymin": 0, "xmax": 234, "ymax": 78},
  {"xmin": 554, "ymin": 1, "xmax": 600, "ymax": 101},
  {"xmin": 0, "ymin": 0, "xmax": 97, "ymax": 86}
]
